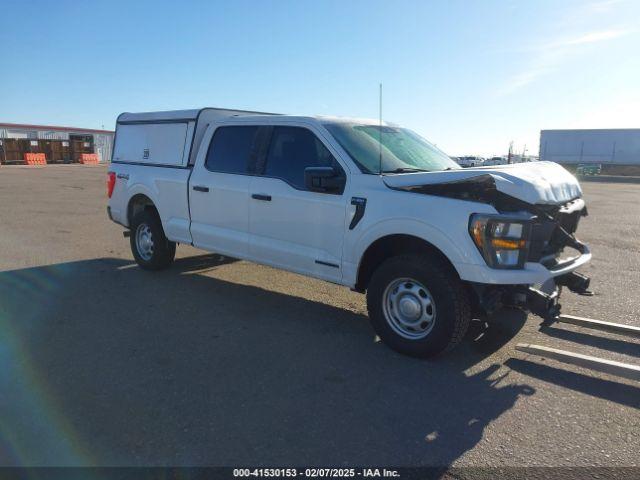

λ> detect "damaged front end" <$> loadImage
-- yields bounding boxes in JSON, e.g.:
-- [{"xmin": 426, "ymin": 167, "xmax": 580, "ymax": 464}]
[
  {"xmin": 503, "ymin": 197, "xmax": 593, "ymax": 322},
  {"xmin": 472, "ymin": 193, "xmax": 592, "ymax": 321},
  {"xmin": 387, "ymin": 171, "xmax": 593, "ymax": 322}
]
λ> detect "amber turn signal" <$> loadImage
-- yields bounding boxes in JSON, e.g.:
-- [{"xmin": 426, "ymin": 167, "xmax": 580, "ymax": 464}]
[{"xmin": 490, "ymin": 238, "xmax": 527, "ymax": 250}]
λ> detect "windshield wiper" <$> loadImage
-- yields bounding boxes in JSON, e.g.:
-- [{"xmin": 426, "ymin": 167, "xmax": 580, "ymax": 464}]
[{"xmin": 381, "ymin": 167, "xmax": 430, "ymax": 174}]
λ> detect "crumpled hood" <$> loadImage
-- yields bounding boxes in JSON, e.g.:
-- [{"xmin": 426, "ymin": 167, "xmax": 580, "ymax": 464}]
[{"xmin": 382, "ymin": 161, "xmax": 581, "ymax": 205}]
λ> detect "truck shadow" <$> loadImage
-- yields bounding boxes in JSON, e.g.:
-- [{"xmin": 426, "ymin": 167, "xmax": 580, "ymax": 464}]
[{"xmin": 0, "ymin": 255, "xmax": 535, "ymax": 467}]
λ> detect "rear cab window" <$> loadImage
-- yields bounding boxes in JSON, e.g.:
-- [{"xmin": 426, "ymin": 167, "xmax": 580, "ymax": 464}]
[{"xmin": 205, "ymin": 126, "xmax": 261, "ymax": 174}]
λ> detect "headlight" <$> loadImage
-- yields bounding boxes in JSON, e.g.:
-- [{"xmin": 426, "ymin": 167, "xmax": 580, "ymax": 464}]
[{"xmin": 469, "ymin": 214, "xmax": 532, "ymax": 269}]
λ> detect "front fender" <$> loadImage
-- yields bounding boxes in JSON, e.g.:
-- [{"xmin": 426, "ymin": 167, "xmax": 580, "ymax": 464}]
[
  {"xmin": 343, "ymin": 217, "xmax": 485, "ymax": 286},
  {"xmin": 359, "ymin": 217, "xmax": 474, "ymax": 263}
]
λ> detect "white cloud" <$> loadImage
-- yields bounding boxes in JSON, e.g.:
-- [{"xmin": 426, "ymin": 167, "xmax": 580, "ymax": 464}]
[
  {"xmin": 501, "ymin": 66, "xmax": 551, "ymax": 94},
  {"xmin": 588, "ymin": 0, "xmax": 625, "ymax": 13},
  {"xmin": 558, "ymin": 28, "xmax": 631, "ymax": 46},
  {"xmin": 499, "ymin": 28, "xmax": 633, "ymax": 95}
]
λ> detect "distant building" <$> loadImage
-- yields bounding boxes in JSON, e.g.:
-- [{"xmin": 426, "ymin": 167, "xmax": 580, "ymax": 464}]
[
  {"xmin": 0, "ymin": 122, "xmax": 114, "ymax": 164},
  {"xmin": 540, "ymin": 129, "xmax": 640, "ymax": 166}
]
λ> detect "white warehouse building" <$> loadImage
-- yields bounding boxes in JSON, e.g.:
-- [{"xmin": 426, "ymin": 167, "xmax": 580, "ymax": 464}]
[{"xmin": 540, "ymin": 128, "xmax": 640, "ymax": 166}]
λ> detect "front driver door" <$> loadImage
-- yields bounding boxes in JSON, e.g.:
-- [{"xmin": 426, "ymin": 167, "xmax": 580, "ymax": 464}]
[{"xmin": 248, "ymin": 125, "xmax": 348, "ymax": 283}]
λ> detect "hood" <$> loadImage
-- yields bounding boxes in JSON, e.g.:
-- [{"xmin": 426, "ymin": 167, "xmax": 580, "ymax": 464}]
[{"xmin": 382, "ymin": 161, "xmax": 581, "ymax": 206}]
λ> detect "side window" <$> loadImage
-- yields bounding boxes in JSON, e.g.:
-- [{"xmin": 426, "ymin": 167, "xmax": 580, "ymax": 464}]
[
  {"xmin": 205, "ymin": 126, "xmax": 259, "ymax": 174},
  {"xmin": 264, "ymin": 126, "xmax": 344, "ymax": 190}
]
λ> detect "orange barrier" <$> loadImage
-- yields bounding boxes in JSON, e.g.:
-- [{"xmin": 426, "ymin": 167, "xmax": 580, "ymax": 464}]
[
  {"xmin": 79, "ymin": 153, "xmax": 100, "ymax": 165},
  {"xmin": 24, "ymin": 153, "xmax": 47, "ymax": 165}
]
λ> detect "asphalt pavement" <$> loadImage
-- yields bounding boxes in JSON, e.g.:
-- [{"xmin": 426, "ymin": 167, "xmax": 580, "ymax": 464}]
[{"xmin": 0, "ymin": 164, "xmax": 637, "ymax": 468}]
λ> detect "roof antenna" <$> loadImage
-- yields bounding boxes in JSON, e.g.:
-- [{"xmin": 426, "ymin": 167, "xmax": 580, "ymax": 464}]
[{"xmin": 378, "ymin": 83, "xmax": 383, "ymax": 176}]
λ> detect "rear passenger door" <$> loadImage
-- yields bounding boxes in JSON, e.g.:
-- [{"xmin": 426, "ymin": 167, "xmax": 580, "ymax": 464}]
[
  {"xmin": 189, "ymin": 125, "xmax": 267, "ymax": 258},
  {"xmin": 248, "ymin": 125, "xmax": 348, "ymax": 282}
]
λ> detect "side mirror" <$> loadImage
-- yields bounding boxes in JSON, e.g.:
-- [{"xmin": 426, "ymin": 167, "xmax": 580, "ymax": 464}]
[{"xmin": 304, "ymin": 166, "xmax": 345, "ymax": 193}]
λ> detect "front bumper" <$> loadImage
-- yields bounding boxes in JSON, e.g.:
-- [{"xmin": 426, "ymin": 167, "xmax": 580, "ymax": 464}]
[
  {"xmin": 459, "ymin": 196, "xmax": 590, "ymax": 286},
  {"xmin": 469, "ymin": 258, "xmax": 592, "ymax": 321},
  {"xmin": 456, "ymin": 246, "xmax": 591, "ymax": 286},
  {"xmin": 544, "ymin": 246, "xmax": 592, "ymax": 277}
]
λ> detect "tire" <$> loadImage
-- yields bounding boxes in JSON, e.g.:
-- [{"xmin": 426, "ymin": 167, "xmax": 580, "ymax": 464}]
[
  {"xmin": 366, "ymin": 254, "xmax": 471, "ymax": 358},
  {"xmin": 129, "ymin": 209, "xmax": 176, "ymax": 270}
]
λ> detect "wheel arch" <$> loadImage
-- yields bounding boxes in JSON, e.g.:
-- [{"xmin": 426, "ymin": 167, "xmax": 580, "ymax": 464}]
[
  {"xmin": 354, "ymin": 233, "xmax": 461, "ymax": 293},
  {"xmin": 127, "ymin": 193, "xmax": 159, "ymax": 227}
]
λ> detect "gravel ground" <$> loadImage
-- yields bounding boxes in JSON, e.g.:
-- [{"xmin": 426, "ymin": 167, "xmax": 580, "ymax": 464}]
[{"xmin": 0, "ymin": 164, "xmax": 637, "ymax": 468}]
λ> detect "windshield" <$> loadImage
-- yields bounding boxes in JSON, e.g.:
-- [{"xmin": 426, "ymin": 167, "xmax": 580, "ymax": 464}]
[{"xmin": 323, "ymin": 123, "xmax": 460, "ymax": 174}]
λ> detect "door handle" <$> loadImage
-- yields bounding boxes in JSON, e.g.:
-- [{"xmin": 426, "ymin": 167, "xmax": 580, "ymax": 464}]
[
  {"xmin": 251, "ymin": 193, "xmax": 271, "ymax": 201},
  {"xmin": 192, "ymin": 185, "xmax": 209, "ymax": 192}
]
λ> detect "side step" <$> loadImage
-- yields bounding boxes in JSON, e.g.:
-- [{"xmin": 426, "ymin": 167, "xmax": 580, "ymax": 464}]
[{"xmin": 516, "ymin": 343, "xmax": 640, "ymax": 382}]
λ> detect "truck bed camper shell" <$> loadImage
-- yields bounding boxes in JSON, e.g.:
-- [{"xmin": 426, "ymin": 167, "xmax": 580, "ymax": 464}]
[{"xmin": 113, "ymin": 108, "xmax": 278, "ymax": 167}]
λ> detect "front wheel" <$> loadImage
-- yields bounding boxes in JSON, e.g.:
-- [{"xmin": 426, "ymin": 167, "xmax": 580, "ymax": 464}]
[
  {"xmin": 129, "ymin": 210, "xmax": 176, "ymax": 270},
  {"xmin": 366, "ymin": 254, "xmax": 471, "ymax": 358}
]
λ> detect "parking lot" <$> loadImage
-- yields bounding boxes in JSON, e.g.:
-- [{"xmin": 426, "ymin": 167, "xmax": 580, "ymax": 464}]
[{"xmin": 0, "ymin": 164, "xmax": 638, "ymax": 468}]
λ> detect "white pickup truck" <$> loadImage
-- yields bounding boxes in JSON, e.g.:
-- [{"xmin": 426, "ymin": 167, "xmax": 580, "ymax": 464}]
[{"xmin": 107, "ymin": 108, "xmax": 592, "ymax": 358}]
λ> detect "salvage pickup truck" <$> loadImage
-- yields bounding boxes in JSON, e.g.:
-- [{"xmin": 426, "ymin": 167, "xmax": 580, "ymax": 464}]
[{"xmin": 107, "ymin": 108, "xmax": 592, "ymax": 358}]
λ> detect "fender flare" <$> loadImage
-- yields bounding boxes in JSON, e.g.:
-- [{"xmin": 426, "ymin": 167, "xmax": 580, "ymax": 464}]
[
  {"xmin": 124, "ymin": 183, "xmax": 161, "ymax": 226},
  {"xmin": 351, "ymin": 218, "xmax": 476, "ymax": 280}
]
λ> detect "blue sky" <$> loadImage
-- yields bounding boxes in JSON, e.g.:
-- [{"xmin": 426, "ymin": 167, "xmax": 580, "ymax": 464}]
[{"xmin": 1, "ymin": 0, "xmax": 638, "ymax": 156}]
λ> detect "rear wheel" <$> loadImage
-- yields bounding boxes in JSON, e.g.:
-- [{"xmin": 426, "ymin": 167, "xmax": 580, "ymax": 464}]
[
  {"xmin": 129, "ymin": 210, "xmax": 176, "ymax": 270},
  {"xmin": 366, "ymin": 254, "xmax": 471, "ymax": 358}
]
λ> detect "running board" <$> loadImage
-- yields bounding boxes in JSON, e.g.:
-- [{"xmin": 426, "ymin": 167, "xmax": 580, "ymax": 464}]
[
  {"xmin": 556, "ymin": 314, "xmax": 640, "ymax": 338},
  {"xmin": 516, "ymin": 343, "xmax": 640, "ymax": 381}
]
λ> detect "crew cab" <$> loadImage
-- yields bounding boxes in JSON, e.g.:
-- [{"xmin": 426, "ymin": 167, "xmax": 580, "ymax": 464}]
[{"xmin": 107, "ymin": 108, "xmax": 592, "ymax": 358}]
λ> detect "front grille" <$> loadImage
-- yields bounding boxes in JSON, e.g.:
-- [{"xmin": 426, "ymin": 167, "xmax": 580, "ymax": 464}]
[
  {"xmin": 528, "ymin": 221, "xmax": 556, "ymax": 262},
  {"xmin": 527, "ymin": 198, "xmax": 585, "ymax": 262},
  {"xmin": 556, "ymin": 198, "xmax": 585, "ymax": 234}
]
